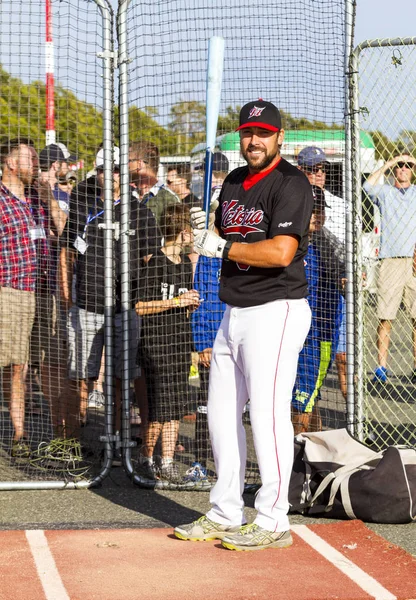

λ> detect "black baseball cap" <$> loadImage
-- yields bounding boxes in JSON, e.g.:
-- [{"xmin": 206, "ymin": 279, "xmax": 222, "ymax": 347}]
[
  {"xmin": 39, "ymin": 144, "xmax": 66, "ymax": 170},
  {"xmin": 236, "ymin": 100, "xmax": 282, "ymax": 132},
  {"xmin": 194, "ymin": 151, "xmax": 229, "ymax": 173},
  {"xmin": 205, "ymin": 151, "xmax": 229, "ymax": 172}
]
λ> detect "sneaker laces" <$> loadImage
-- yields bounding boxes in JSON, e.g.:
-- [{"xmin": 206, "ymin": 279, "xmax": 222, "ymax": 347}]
[
  {"xmin": 238, "ymin": 523, "xmax": 258, "ymax": 536},
  {"xmin": 195, "ymin": 515, "xmax": 208, "ymax": 524}
]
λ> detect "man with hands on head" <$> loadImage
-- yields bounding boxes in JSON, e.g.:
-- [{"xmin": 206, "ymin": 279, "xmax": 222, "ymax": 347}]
[
  {"xmin": 174, "ymin": 100, "xmax": 313, "ymax": 551},
  {"xmin": 363, "ymin": 153, "xmax": 416, "ymax": 383}
]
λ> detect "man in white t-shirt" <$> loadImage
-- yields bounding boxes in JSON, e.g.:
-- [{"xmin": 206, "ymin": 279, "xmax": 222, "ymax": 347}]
[
  {"xmin": 297, "ymin": 146, "xmax": 345, "ymax": 243},
  {"xmin": 297, "ymin": 146, "xmax": 347, "ymax": 398}
]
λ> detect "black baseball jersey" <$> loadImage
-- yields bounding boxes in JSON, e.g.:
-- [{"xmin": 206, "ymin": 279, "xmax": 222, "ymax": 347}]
[
  {"xmin": 138, "ymin": 250, "xmax": 194, "ymax": 421},
  {"xmin": 214, "ymin": 158, "xmax": 313, "ymax": 307},
  {"xmin": 64, "ymin": 182, "xmax": 161, "ymax": 314}
]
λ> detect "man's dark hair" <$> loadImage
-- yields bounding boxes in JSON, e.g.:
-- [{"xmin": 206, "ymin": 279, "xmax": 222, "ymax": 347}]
[
  {"xmin": 159, "ymin": 204, "xmax": 191, "ymax": 243},
  {"xmin": 129, "ymin": 141, "xmax": 160, "ymax": 174},
  {"xmin": 0, "ymin": 137, "xmax": 33, "ymax": 166}
]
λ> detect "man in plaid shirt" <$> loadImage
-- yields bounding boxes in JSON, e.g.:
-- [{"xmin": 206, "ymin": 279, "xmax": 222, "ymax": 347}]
[{"xmin": 0, "ymin": 138, "xmax": 38, "ymax": 460}]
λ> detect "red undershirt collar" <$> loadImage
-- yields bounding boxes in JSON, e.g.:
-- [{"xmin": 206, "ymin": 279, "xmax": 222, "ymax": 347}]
[{"xmin": 242, "ymin": 158, "xmax": 281, "ymax": 191}]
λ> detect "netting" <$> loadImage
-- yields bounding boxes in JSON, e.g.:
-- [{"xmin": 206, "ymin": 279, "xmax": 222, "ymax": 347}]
[
  {"xmin": 352, "ymin": 39, "xmax": 416, "ymax": 450},
  {"xmin": 0, "ymin": 0, "xmax": 112, "ymax": 483},
  {"xmin": 0, "ymin": 0, "xmax": 349, "ymax": 489},
  {"xmin": 125, "ymin": 0, "xmax": 348, "ymax": 489}
]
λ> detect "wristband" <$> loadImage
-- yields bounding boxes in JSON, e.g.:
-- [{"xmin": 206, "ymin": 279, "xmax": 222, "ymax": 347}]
[{"xmin": 222, "ymin": 240, "xmax": 233, "ymax": 261}]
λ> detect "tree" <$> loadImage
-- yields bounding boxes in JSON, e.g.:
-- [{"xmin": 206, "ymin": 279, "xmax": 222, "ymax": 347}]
[
  {"xmin": 168, "ymin": 101, "xmax": 206, "ymax": 153},
  {"xmin": 217, "ymin": 106, "xmax": 240, "ymax": 134}
]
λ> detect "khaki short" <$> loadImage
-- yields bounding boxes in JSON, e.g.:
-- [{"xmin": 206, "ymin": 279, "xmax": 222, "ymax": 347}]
[
  {"xmin": 29, "ymin": 292, "xmax": 58, "ymax": 365},
  {"xmin": 377, "ymin": 257, "xmax": 416, "ymax": 320},
  {"xmin": 0, "ymin": 287, "xmax": 36, "ymax": 367},
  {"xmin": 67, "ymin": 306, "xmax": 140, "ymax": 380}
]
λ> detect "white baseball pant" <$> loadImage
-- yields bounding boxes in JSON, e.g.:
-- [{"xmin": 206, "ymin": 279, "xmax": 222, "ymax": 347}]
[{"xmin": 206, "ymin": 298, "xmax": 311, "ymax": 532}]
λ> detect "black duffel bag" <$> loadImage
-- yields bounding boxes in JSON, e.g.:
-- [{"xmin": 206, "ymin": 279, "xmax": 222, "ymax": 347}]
[{"xmin": 289, "ymin": 428, "xmax": 416, "ymax": 524}]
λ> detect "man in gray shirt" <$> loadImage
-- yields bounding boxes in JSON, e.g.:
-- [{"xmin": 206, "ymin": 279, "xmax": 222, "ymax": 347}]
[{"xmin": 363, "ymin": 154, "xmax": 416, "ymax": 383}]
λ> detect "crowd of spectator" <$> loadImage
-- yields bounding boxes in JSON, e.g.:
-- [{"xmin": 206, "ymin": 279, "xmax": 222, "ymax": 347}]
[{"xmin": 3, "ymin": 132, "xmax": 399, "ymax": 482}]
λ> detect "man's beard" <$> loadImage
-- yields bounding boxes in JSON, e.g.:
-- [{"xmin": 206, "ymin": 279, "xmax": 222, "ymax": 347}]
[
  {"xmin": 242, "ymin": 146, "xmax": 278, "ymax": 173},
  {"xmin": 19, "ymin": 170, "xmax": 34, "ymax": 187}
]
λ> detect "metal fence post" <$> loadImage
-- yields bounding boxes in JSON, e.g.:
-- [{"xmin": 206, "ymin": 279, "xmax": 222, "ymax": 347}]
[
  {"xmin": 94, "ymin": 0, "xmax": 116, "ymax": 474},
  {"xmin": 344, "ymin": 0, "xmax": 356, "ymax": 437},
  {"xmin": 117, "ymin": 0, "xmax": 136, "ymax": 472}
]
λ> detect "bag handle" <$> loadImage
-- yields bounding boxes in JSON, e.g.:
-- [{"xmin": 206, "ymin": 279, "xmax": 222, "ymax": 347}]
[{"xmin": 306, "ymin": 454, "xmax": 382, "ymax": 510}]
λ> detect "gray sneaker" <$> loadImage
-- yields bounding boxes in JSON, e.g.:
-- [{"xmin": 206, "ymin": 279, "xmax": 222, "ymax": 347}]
[
  {"xmin": 222, "ymin": 523, "xmax": 293, "ymax": 551},
  {"xmin": 174, "ymin": 515, "xmax": 242, "ymax": 541},
  {"xmin": 159, "ymin": 462, "xmax": 181, "ymax": 483}
]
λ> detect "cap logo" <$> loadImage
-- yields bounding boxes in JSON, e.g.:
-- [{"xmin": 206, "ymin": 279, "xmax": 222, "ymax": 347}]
[{"xmin": 248, "ymin": 106, "xmax": 266, "ymax": 119}]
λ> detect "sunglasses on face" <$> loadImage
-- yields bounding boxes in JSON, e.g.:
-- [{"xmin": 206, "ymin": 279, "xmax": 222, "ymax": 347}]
[
  {"xmin": 303, "ymin": 164, "xmax": 326, "ymax": 174},
  {"xmin": 396, "ymin": 162, "xmax": 413, "ymax": 169}
]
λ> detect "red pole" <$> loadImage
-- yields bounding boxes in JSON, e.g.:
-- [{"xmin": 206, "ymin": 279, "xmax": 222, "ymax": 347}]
[{"xmin": 45, "ymin": 0, "xmax": 55, "ymax": 145}]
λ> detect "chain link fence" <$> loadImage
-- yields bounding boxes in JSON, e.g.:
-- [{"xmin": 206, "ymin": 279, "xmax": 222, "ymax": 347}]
[{"xmin": 351, "ymin": 38, "xmax": 416, "ymax": 449}]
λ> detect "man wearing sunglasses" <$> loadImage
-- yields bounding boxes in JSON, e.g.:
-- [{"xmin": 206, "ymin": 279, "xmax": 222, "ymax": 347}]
[
  {"xmin": 297, "ymin": 146, "xmax": 347, "ymax": 399},
  {"xmin": 363, "ymin": 154, "xmax": 416, "ymax": 383},
  {"xmin": 297, "ymin": 146, "xmax": 345, "ymax": 243}
]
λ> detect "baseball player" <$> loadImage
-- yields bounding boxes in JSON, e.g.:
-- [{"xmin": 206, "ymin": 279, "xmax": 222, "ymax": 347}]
[{"xmin": 174, "ymin": 100, "xmax": 313, "ymax": 551}]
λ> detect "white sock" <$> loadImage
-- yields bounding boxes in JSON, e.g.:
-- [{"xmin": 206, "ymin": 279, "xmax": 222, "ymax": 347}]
[
  {"xmin": 139, "ymin": 455, "xmax": 153, "ymax": 465},
  {"xmin": 161, "ymin": 457, "xmax": 173, "ymax": 466}
]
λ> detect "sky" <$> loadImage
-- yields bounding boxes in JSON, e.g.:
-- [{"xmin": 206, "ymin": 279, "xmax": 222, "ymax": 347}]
[
  {"xmin": 354, "ymin": 0, "xmax": 416, "ymax": 138},
  {"xmin": 355, "ymin": 0, "xmax": 416, "ymax": 44},
  {"xmin": 1, "ymin": 0, "xmax": 416, "ymax": 140}
]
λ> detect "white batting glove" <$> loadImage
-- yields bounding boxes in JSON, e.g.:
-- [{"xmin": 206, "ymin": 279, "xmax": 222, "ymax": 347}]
[
  {"xmin": 190, "ymin": 206, "xmax": 216, "ymax": 234},
  {"xmin": 194, "ymin": 229, "xmax": 227, "ymax": 258},
  {"xmin": 190, "ymin": 206, "xmax": 207, "ymax": 232}
]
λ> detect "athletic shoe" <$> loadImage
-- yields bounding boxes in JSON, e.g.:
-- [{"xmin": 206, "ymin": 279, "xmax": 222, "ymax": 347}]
[
  {"xmin": 174, "ymin": 515, "xmax": 242, "ymax": 541},
  {"xmin": 183, "ymin": 461, "xmax": 208, "ymax": 483},
  {"xmin": 221, "ymin": 524, "xmax": 293, "ymax": 551},
  {"xmin": 88, "ymin": 390, "xmax": 105, "ymax": 408},
  {"xmin": 159, "ymin": 462, "xmax": 181, "ymax": 483},
  {"xmin": 372, "ymin": 366, "xmax": 388, "ymax": 383},
  {"xmin": 136, "ymin": 460, "xmax": 159, "ymax": 481},
  {"xmin": 11, "ymin": 439, "xmax": 31, "ymax": 460}
]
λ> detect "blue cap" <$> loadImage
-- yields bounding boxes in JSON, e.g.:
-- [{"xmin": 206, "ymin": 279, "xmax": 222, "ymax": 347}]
[{"xmin": 297, "ymin": 146, "xmax": 329, "ymax": 168}]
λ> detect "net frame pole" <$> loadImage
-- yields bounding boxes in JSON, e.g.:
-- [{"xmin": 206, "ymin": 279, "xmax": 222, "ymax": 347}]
[
  {"xmin": 117, "ymin": 0, "xmax": 135, "ymax": 470},
  {"xmin": 93, "ymin": 0, "xmax": 116, "ymax": 474},
  {"xmin": 45, "ymin": 0, "xmax": 56, "ymax": 145},
  {"xmin": 350, "ymin": 45, "xmax": 364, "ymax": 441},
  {"xmin": 344, "ymin": 0, "xmax": 356, "ymax": 436}
]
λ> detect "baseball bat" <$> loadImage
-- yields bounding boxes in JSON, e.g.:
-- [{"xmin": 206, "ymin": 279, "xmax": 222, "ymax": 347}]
[{"xmin": 203, "ymin": 36, "xmax": 225, "ymax": 228}]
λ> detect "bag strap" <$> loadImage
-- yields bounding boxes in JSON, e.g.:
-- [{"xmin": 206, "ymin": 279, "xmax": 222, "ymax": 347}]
[
  {"xmin": 307, "ymin": 455, "xmax": 381, "ymax": 509},
  {"xmin": 340, "ymin": 473, "xmax": 357, "ymax": 519}
]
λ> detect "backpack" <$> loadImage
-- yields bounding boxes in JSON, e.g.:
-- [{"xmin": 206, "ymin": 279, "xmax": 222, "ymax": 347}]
[{"xmin": 289, "ymin": 428, "xmax": 416, "ymax": 524}]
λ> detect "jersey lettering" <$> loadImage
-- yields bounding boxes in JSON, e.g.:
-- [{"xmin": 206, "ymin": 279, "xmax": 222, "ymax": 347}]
[
  {"xmin": 161, "ymin": 282, "xmax": 175, "ymax": 300},
  {"xmin": 221, "ymin": 199, "xmax": 264, "ymax": 238},
  {"xmin": 160, "ymin": 282, "xmax": 189, "ymax": 300}
]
